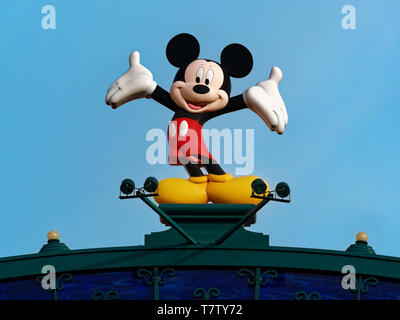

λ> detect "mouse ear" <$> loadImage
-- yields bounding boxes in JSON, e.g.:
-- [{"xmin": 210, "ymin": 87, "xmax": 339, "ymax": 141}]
[
  {"xmin": 166, "ymin": 33, "xmax": 200, "ymax": 68},
  {"xmin": 220, "ymin": 43, "xmax": 253, "ymax": 78}
]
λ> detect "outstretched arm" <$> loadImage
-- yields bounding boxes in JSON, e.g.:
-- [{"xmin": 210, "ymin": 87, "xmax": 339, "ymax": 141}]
[
  {"xmin": 151, "ymin": 85, "xmax": 179, "ymax": 112},
  {"xmin": 208, "ymin": 94, "xmax": 247, "ymax": 119},
  {"xmin": 105, "ymin": 51, "xmax": 157, "ymax": 109},
  {"xmin": 208, "ymin": 67, "xmax": 287, "ymax": 134},
  {"xmin": 243, "ymin": 66, "xmax": 288, "ymax": 134}
]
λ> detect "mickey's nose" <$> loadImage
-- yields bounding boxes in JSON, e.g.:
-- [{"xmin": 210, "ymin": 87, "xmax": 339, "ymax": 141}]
[{"xmin": 193, "ymin": 84, "xmax": 210, "ymax": 94}]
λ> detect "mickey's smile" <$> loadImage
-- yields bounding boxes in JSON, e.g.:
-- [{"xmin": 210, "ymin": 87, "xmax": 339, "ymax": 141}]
[{"xmin": 187, "ymin": 102, "xmax": 207, "ymax": 110}]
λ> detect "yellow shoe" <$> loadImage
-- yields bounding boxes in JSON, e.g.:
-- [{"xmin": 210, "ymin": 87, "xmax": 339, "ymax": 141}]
[
  {"xmin": 154, "ymin": 176, "xmax": 208, "ymax": 204},
  {"xmin": 206, "ymin": 173, "xmax": 269, "ymax": 205}
]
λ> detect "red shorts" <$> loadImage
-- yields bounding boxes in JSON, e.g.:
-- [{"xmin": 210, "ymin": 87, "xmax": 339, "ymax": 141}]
[{"xmin": 168, "ymin": 117, "xmax": 214, "ymax": 165}]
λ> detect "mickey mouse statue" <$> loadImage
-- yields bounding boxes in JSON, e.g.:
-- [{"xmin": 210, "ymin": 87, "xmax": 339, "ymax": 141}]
[{"xmin": 106, "ymin": 33, "xmax": 287, "ymax": 205}]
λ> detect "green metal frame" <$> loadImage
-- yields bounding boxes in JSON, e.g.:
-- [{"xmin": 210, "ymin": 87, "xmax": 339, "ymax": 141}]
[
  {"xmin": 0, "ymin": 203, "xmax": 398, "ymax": 283},
  {"xmin": 0, "ymin": 242, "xmax": 399, "ymax": 282}
]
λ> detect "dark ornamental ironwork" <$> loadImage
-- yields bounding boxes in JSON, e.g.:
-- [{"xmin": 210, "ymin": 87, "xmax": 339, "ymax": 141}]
[
  {"xmin": 193, "ymin": 287, "xmax": 220, "ymax": 300},
  {"xmin": 294, "ymin": 291, "xmax": 322, "ymax": 300},
  {"xmin": 238, "ymin": 268, "xmax": 278, "ymax": 300},
  {"xmin": 137, "ymin": 267, "xmax": 175, "ymax": 300},
  {"xmin": 36, "ymin": 273, "xmax": 72, "ymax": 300},
  {"xmin": 92, "ymin": 290, "xmax": 119, "ymax": 300},
  {"xmin": 350, "ymin": 275, "xmax": 379, "ymax": 300}
]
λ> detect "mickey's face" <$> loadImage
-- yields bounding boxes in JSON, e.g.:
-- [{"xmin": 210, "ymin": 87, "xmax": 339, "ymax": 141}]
[
  {"xmin": 166, "ymin": 33, "xmax": 253, "ymax": 114},
  {"xmin": 170, "ymin": 60, "xmax": 228, "ymax": 113}
]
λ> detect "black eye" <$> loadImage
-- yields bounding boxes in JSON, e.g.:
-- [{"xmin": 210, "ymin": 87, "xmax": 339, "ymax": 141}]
[
  {"xmin": 205, "ymin": 69, "xmax": 214, "ymax": 85},
  {"xmin": 195, "ymin": 67, "xmax": 204, "ymax": 83}
]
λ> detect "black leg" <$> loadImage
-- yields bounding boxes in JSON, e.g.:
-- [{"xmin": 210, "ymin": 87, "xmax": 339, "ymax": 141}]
[
  {"xmin": 204, "ymin": 163, "xmax": 225, "ymax": 175},
  {"xmin": 184, "ymin": 163, "xmax": 204, "ymax": 177}
]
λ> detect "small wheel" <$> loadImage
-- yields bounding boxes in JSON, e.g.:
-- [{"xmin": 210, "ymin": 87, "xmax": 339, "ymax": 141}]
[
  {"xmin": 275, "ymin": 182, "xmax": 290, "ymax": 198},
  {"xmin": 144, "ymin": 177, "xmax": 158, "ymax": 193},
  {"xmin": 120, "ymin": 179, "xmax": 135, "ymax": 195},
  {"xmin": 251, "ymin": 178, "xmax": 267, "ymax": 195}
]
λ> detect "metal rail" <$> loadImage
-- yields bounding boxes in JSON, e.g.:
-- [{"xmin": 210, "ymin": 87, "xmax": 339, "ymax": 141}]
[
  {"xmin": 213, "ymin": 192, "xmax": 290, "ymax": 245},
  {"xmin": 137, "ymin": 191, "xmax": 199, "ymax": 245},
  {"xmin": 213, "ymin": 197, "xmax": 271, "ymax": 245}
]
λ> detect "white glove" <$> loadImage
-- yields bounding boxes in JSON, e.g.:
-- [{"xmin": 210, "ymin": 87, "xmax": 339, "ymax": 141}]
[
  {"xmin": 105, "ymin": 51, "xmax": 157, "ymax": 109},
  {"xmin": 243, "ymin": 66, "xmax": 288, "ymax": 134}
]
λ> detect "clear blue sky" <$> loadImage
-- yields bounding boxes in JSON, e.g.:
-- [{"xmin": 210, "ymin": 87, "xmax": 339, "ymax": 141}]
[{"xmin": 1, "ymin": 0, "xmax": 399, "ymax": 258}]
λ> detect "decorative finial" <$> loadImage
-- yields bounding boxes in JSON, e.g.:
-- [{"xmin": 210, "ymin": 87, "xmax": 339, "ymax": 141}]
[
  {"xmin": 39, "ymin": 230, "xmax": 69, "ymax": 254},
  {"xmin": 47, "ymin": 230, "xmax": 59, "ymax": 241},
  {"xmin": 356, "ymin": 232, "xmax": 368, "ymax": 243},
  {"xmin": 346, "ymin": 231, "xmax": 375, "ymax": 255}
]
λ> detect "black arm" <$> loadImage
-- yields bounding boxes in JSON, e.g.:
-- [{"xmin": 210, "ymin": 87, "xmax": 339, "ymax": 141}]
[
  {"xmin": 151, "ymin": 85, "xmax": 179, "ymax": 112},
  {"xmin": 207, "ymin": 94, "xmax": 247, "ymax": 120}
]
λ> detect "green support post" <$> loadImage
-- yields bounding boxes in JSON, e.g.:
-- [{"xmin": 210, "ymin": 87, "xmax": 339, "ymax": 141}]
[
  {"xmin": 214, "ymin": 197, "xmax": 271, "ymax": 245},
  {"xmin": 138, "ymin": 192, "xmax": 198, "ymax": 245}
]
